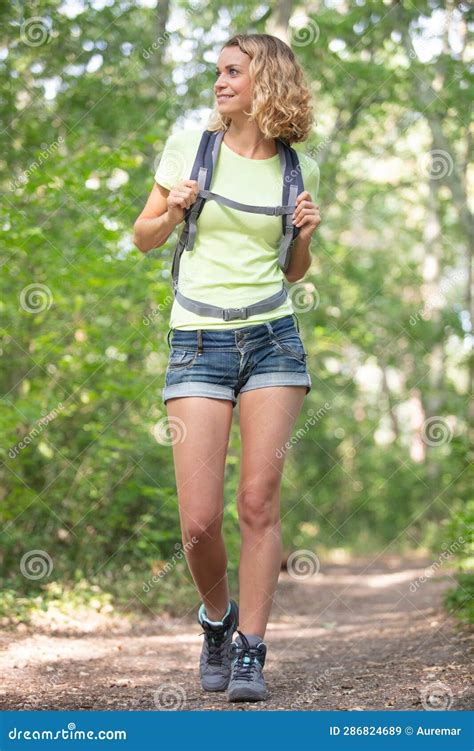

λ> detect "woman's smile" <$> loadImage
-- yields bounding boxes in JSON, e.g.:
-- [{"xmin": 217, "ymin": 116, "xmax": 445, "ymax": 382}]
[{"xmin": 216, "ymin": 94, "xmax": 235, "ymax": 104}]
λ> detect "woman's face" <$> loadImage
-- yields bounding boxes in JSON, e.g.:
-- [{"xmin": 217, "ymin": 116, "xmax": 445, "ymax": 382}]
[{"xmin": 214, "ymin": 46, "xmax": 252, "ymax": 115}]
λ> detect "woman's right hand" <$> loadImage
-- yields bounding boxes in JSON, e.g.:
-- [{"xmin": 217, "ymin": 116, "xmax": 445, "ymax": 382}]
[{"xmin": 167, "ymin": 179, "xmax": 199, "ymax": 225}]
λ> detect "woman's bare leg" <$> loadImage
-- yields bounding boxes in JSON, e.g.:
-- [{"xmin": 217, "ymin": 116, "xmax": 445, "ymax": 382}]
[
  {"xmin": 237, "ymin": 386, "xmax": 307, "ymax": 637},
  {"xmin": 165, "ymin": 396, "xmax": 234, "ymax": 621}
]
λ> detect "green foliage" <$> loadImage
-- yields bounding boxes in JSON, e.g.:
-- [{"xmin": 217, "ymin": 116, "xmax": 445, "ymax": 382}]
[
  {"xmin": 444, "ymin": 573, "xmax": 474, "ymax": 625},
  {"xmin": 442, "ymin": 499, "xmax": 474, "ymax": 624},
  {"xmin": 0, "ymin": 580, "xmax": 113, "ymax": 626}
]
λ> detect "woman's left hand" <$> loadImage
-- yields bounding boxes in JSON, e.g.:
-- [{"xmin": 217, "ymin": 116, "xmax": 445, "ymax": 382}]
[{"xmin": 292, "ymin": 191, "xmax": 321, "ymax": 241}]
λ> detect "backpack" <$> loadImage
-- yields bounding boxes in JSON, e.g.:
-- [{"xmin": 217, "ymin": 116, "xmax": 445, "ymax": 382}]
[{"xmin": 171, "ymin": 129, "xmax": 304, "ymax": 322}]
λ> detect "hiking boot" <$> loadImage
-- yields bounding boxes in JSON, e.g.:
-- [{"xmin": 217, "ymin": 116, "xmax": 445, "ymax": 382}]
[
  {"xmin": 227, "ymin": 629, "xmax": 268, "ymax": 702},
  {"xmin": 197, "ymin": 599, "xmax": 239, "ymax": 691}
]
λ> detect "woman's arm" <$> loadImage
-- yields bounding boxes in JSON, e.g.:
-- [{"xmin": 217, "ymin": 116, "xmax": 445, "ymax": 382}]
[
  {"xmin": 284, "ymin": 232, "xmax": 312, "ymax": 283},
  {"xmin": 284, "ymin": 191, "xmax": 321, "ymax": 283},
  {"xmin": 133, "ymin": 180, "xmax": 198, "ymax": 254}
]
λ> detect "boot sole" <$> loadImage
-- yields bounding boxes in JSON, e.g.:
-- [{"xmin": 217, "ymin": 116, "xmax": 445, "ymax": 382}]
[
  {"xmin": 227, "ymin": 687, "xmax": 267, "ymax": 702},
  {"xmin": 202, "ymin": 681, "xmax": 230, "ymax": 692}
]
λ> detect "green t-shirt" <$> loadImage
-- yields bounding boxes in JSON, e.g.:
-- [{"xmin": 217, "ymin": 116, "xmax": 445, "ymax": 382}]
[{"xmin": 154, "ymin": 128, "xmax": 320, "ymax": 331}]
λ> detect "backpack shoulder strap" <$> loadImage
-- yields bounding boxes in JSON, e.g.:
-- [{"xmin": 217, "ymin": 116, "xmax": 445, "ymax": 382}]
[
  {"xmin": 180, "ymin": 130, "xmax": 223, "ymax": 253},
  {"xmin": 276, "ymin": 139, "xmax": 304, "ymax": 272}
]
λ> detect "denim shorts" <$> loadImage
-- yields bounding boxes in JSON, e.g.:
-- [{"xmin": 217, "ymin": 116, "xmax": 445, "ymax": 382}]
[{"xmin": 162, "ymin": 314, "xmax": 311, "ymax": 408}]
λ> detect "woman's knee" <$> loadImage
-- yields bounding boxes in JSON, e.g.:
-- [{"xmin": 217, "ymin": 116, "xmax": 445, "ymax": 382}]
[
  {"xmin": 237, "ymin": 484, "xmax": 280, "ymax": 531},
  {"xmin": 181, "ymin": 509, "xmax": 224, "ymax": 546}
]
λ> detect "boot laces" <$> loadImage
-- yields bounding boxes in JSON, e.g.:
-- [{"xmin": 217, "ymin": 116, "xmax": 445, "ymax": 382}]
[
  {"xmin": 231, "ymin": 630, "xmax": 264, "ymax": 682},
  {"xmin": 199, "ymin": 621, "xmax": 229, "ymax": 666}
]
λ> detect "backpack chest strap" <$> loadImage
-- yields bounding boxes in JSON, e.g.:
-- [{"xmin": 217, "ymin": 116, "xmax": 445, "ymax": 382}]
[
  {"xmin": 183, "ymin": 168, "xmax": 298, "ymax": 253},
  {"xmin": 199, "ymin": 188, "xmax": 296, "ymax": 216}
]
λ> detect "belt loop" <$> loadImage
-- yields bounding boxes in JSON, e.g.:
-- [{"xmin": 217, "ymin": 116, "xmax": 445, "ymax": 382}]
[
  {"xmin": 167, "ymin": 328, "xmax": 173, "ymax": 349},
  {"xmin": 292, "ymin": 312, "xmax": 300, "ymax": 333},
  {"xmin": 264, "ymin": 321, "xmax": 275, "ymax": 342},
  {"xmin": 197, "ymin": 328, "xmax": 203, "ymax": 354}
]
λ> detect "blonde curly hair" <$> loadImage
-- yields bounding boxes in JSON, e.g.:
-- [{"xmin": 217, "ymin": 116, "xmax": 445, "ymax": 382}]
[{"xmin": 207, "ymin": 33, "xmax": 314, "ymax": 145}]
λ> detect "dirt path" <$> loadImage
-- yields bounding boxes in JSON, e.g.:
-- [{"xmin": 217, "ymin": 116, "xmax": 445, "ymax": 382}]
[{"xmin": 0, "ymin": 555, "xmax": 472, "ymax": 711}]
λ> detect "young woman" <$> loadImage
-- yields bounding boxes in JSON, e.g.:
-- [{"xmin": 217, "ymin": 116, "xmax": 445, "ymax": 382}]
[{"xmin": 134, "ymin": 33, "xmax": 321, "ymax": 703}]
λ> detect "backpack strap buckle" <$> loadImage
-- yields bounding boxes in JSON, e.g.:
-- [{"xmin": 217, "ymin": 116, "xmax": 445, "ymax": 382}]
[{"xmin": 223, "ymin": 306, "xmax": 249, "ymax": 321}]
